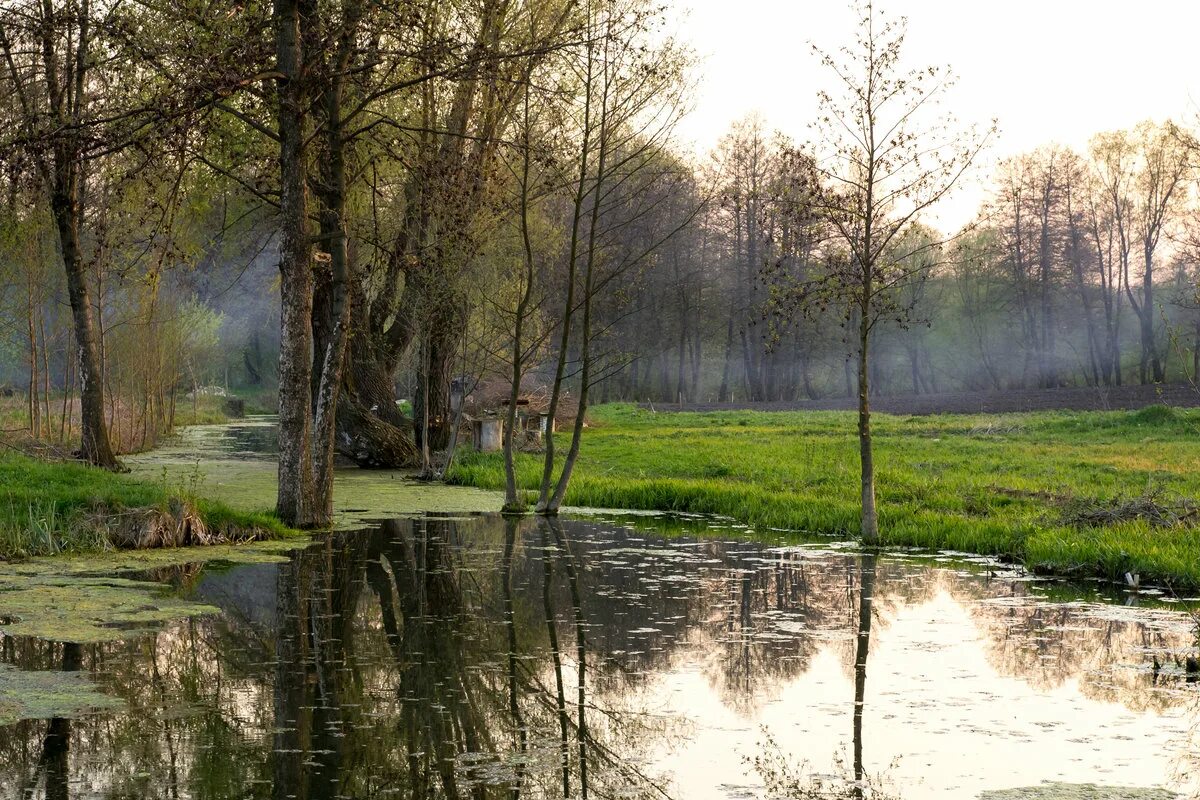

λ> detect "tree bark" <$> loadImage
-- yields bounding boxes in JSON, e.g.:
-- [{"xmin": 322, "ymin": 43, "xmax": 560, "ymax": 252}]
[{"xmin": 274, "ymin": 0, "xmax": 316, "ymax": 526}]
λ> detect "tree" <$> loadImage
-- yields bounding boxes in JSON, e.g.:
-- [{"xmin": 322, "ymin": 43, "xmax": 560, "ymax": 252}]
[
  {"xmin": 0, "ymin": 0, "xmax": 121, "ymax": 467},
  {"xmin": 535, "ymin": 0, "xmax": 694, "ymax": 514},
  {"xmin": 807, "ymin": 1, "xmax": 990, "ymax": 543}
]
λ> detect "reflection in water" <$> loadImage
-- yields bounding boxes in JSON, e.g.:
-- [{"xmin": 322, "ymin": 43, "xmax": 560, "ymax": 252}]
[
  {"xmin": 852, "ymin": 554, "xmax": 876, "ymax": 798},
  {"xmin": 0, "ymin": 513, "xmax": 1196, "ymax": 799}
]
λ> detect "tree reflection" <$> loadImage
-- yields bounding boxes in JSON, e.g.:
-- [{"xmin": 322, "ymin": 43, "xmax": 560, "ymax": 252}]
[
  {"xmin": 539, "ymin": 518, "xmax": 572, "ymax": 798},
  {"xmin": 545, "ymin": 516, "xmax": 590, "ymax": 800},
  {"xmin": 852, "ymin": 554, "xmax": 877, "ymax": 799},
  {"xmin": 39, "ymin": 644, "xmax": 78, "ymax": 800}
]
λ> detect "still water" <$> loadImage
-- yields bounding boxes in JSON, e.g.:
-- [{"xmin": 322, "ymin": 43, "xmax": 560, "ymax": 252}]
[{"xmin": 0, "ymin": 422, "xmax": 1197, "ymax": 799}]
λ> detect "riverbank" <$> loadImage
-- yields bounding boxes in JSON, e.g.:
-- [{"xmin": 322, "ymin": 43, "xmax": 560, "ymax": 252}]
[
  {"xmin": 448, "ymin": 403, "xmax": 1200, "ymax": 590},
  {"xmin": 0, "ymin": 450, "xmax": 289, "ymax": 560}
]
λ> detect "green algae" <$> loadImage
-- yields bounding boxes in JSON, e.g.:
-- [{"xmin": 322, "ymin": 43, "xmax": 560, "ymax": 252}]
[
  {"xmin": 978, "ymin": 784, "xmax": 1180, "ymax": 799},
  {"xmin": 0, "ymin": 574, "xmax": 218, "ymax": 643},
  {"xmin": 0, "ymin": 663, "xmax": 123, "ymax": 725},
  {"xmin": 126, "ymin": 416, "xmax": 504, "ymax": 526},
  {"xmin": 1, "ymin": 534, "xmax": 313, "ymax": 579},
  {"xmin": 129, "ymin": 454, "xmax": 502, "ymax": 526}
]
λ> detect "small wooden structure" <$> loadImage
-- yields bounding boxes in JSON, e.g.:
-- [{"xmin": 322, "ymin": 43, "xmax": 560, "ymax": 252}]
[{"xmin": 471, "ymin": 417, "xmax": 504, "ymax": 452}]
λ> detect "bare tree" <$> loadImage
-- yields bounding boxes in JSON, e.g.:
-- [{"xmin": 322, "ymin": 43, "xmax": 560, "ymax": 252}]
[{"xmin": 807, "ymin": 1, "xmax": 991, "ymax": 543}]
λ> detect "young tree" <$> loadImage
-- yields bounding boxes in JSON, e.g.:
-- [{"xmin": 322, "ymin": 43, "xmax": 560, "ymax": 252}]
[
  {"xmin": 807, "ymin": 1, "xmax": 990, "ymax": 543},
  {"xmin": 535, "ymin": 0, "xmax": 694, "ymax": 514}
]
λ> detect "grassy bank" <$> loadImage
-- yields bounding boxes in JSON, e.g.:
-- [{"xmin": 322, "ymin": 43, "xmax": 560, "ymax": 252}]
[
  {"xmin": 448, "ymin": 403, "xmax": 1200, "ymax": 589},
  {"xmin": 0, "ymin": 451, "xmax": 289, "ymax": 560}
]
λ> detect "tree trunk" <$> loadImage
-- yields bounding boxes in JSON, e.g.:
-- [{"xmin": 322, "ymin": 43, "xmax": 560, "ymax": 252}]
[
  {"xmin": 274, "ymin": 0, "xmax": 316, "ymax": 527},
  {"xmin": 50, "ymin": 183, "xmax": 118, "ymax": 468},
  {"xmin": 857, "ymin": 310, "xmax": 879, "ymax": 544}
]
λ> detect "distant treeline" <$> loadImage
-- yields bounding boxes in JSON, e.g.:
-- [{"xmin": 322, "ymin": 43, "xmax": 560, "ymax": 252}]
[{"xmin": 600, "ymin": 119, "xmax": 1200, "ymax": 405}]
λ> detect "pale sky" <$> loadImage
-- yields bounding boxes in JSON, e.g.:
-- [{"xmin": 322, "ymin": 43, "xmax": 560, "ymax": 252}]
[{"xmin": 670, "ymin": 0, "xmax": 1200, "ymax": 231}]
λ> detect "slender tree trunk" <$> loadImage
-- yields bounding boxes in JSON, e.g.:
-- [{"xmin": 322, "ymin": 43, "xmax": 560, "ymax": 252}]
[
  {"xmin": 718, "ymin": 310, "xmax": 734, "ymax": 402},
  {"xmin": 504, "ymin": 87, "xmax": 537, "ymax": 512},
  {"xmin": 537, "ymin": 18, "xmax": 595, "ymax": 510},
  {"xmin": 858, "ymin": 305, "xmax": 879, "ymax": 544}
]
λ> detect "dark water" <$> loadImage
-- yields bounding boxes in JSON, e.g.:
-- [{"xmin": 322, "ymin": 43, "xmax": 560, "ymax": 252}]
[{"xmin": 1, "ymin": 513, "xmax": 1197, "ymax": 799}]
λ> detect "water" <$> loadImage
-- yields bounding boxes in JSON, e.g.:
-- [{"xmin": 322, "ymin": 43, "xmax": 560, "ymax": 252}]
[{"xmin": 0, "ymin": 421, "xmax": 1197, "ymax": 799}]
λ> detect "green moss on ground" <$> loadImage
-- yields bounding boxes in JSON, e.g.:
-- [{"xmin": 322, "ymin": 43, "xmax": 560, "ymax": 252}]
[
  {"xmin": 0, "ymin": 450, "xmax": 291, "ymax": 560},
  {"xmin": 447, "ymin": 404, "xmax": 1200, "ymax": 589}
]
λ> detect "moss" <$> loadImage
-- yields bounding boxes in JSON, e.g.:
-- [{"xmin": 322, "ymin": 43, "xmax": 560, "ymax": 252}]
[
  {"xmin": 0, "ymin": 663, "xmax": 123, "ymax": 725},
  {"xmin": 129, "ymin": 452, "xmax": 501, "ymax": 527},
  {"xmin": 0, "ymin": 574, "xmax": 219, "ymax": 643}
]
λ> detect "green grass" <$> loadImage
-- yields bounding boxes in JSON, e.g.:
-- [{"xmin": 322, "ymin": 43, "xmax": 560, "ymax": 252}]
[
  {"xmin": 447, "ymin": 403, "xmax": 1200, "ymax": 589},
  {"xmin": 0, "ymin": 450, "xmax": 290, "ymax": 560}
]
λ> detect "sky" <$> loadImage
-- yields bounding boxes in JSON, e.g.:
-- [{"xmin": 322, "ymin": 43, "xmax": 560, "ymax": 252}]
[{"xmin": 669, "ymin": 0, "xmax": 1200, "ymax": 231}]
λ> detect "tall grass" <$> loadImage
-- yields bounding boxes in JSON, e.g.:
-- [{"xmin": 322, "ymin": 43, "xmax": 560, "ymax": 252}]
[{"xmin": 447, "ymin": 403, "xmax": 1200, "ymax": 589}]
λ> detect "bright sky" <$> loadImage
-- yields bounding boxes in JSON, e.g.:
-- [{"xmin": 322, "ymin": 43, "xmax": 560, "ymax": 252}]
[{"xmin": 670, "ymin": 0, "xmax": 1200, "ymax": 231}]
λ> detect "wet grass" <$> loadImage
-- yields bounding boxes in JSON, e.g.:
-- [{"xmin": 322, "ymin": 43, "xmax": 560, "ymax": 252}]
[
  {"xmin": 0, "ymin": 450, "xmax": 289, "ymax": 560},
  {"xmin": 447, "ymin": 403, "xmax": 1200, "ymax": 589}
]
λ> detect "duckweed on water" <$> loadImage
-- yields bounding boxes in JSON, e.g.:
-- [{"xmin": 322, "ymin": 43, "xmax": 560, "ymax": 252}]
[
  {"xmin": 0, "ymin": 663, "xmax": 123, "ymax": 725},
  {"xmin": 0, "ymin": 574, "xmax": 218, "ymax": 642},
  {"xmin": 1, "ymin": 534, "xmax": 313, "ymax": 577},
  {"xmin": 978, "ymin": 784, "xmax": 1180, "ymax": 799}
]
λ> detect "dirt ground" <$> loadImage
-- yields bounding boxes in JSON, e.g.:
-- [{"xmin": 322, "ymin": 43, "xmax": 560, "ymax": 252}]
[{"xmin": 647, "ymin": 383, "xmax": 1200, "ymax": 415}]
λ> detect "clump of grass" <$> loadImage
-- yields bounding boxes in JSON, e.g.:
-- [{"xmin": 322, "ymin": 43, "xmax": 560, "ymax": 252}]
[
  {"xmin": 0, "ymin": 499, "xmax": 111, "ymax": 559},
  {"xmin": 1128, "ymin": 404, "xmax": 1179, "ymax": 426},
  {"xmin": 967, "ymin": 418, "xmax": 1026, "ymax": 436},
  {"xmin": 745, "ymin": 728, "xmax": 901, "ymax": 800}
]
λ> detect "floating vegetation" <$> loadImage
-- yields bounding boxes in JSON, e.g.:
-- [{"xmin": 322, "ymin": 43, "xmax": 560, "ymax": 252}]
[
  {"xmin": 978, "ymin": 782, "xmax": 1180, "ymax": 799},
  {"xmin": 0, "ymin": 574, "xmax": 218, "ymax": 642},
  {"xmin": 0, "ymin": 663, "xmax": 123, "ymax": 725},
  {"xmin": 0, "ymin": 535, "xmax": 311, "ymax": 578}
]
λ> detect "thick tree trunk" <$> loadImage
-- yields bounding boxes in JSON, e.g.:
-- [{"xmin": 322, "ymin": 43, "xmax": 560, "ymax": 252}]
[
  {"xmin": 336, "ymin": 343, "xmax": 418, "ymax": 467},
  {"xmin": 50, "ymin": 184, "xmax": 117, "ymax": 468},
  {"xmin": 412, "ymin": 308, "xmax": 461, "ymax": 454},
  {"xmin": 274, "ymin": 0, "xmax": 316, "ymax": 527}
]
